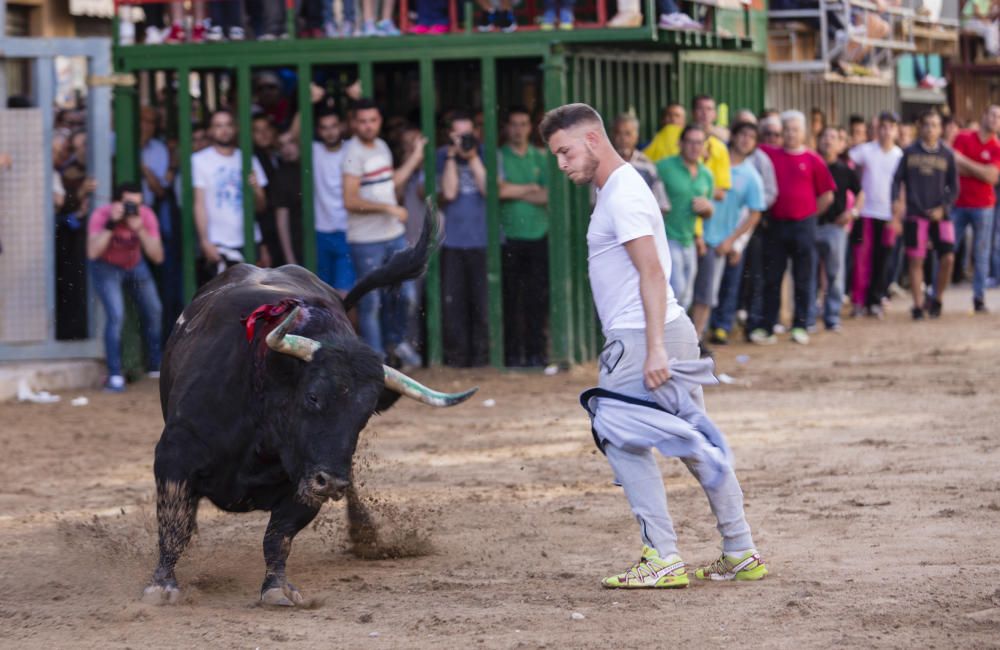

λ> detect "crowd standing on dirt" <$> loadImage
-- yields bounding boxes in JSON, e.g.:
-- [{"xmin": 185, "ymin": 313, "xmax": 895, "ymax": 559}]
[{"xmin": 32, "ymin": 83, "xmax": 1000, "ymax": 392}]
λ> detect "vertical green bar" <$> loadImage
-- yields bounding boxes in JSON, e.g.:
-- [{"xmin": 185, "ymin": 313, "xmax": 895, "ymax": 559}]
[
  {"xmin": 237, "ymin": 64, "xmax": 256, "ymax": 264},
  {"xmin": 113, "ymin": 84, "xmax": 138, "ymax": 183},
  {"xmin": 543, "ymin": 49, "xmax": 573, "ymax": 366},
  {"xmin": 420, "ymin": 58, "xmax": 443, "ymax": 366},
  {"xmin": 298, "ymin": 61, "xmax": 317, "ymax": 271},
  {"xmin": 177, "ymin": 68, "xmax": 197, "ymax": 303},
  {"xmin": 359, "ymin": 61, "xmax": 374, "ymax": 97},
  {"xmin": 286, "ymin": 0, "xmax": 297, "ymax": 38},
  {"xmin": 480, "ymin": 57, "xmax": 504, "ymax": 368}
]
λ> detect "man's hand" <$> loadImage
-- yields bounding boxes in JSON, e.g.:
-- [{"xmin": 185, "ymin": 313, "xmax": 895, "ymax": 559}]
[
  {"xmin": 201, "ymin": 239, "xmax": 221, "ymax": 263},
  {"xmin": 835, "ymin": 209, "xmax": 852, "ymax": 226},
  {"xmin": 392, "ymin": 205, "xmax": 408, "ymax": 223},
  {"xmin": 695, "ymin": 236, "xmax": 708, "ymax": 257},
  {"xmin": 310, "ymin": 82, "xmax": 325, "ymax": 104},
  {"xmin": 247, "ymin": 171, "xmax": 260, "ymax": 190},
  {"xmin": 257, "ymin": 244, "xmax": 272, "ymax": 269},
  {"xmin": 715, "ymin": 238, "xmax": 734, "ymax": 257},
  {"xmin": 890, "ymin": 217, "xmax": 903, "ymax": 236},
  {"xmin": 927, "ymin": 206, "xmax": 945, "ymax": 222},
  {"xmin": 643, "ymin": 345, "xmax": 672, "ymax": 390},
  {"xmin": 0, "ymin": 153, "xmax": 11, "ymax": 170},
  {"xmin": 692, "ymin": 196, "xmax": 713, "ymax": 217},
  {"xmin": 727, "ymin": 249, "xmax": 742, "ymax": 266}
]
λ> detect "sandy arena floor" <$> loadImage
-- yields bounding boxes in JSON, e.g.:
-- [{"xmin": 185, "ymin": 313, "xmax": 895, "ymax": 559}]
[{"xmin": 1, "ymin": 287, "xmax": 999, "ymax": 649}]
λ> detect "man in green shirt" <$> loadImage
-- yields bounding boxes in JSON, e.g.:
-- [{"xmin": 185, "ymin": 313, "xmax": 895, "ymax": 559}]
[
  {"xmin": 499, "ymin": 106, "xmax": 550, "ymax": 367},
  {"xmin": 657, "ymin": 124, "xmax": 714, "ymax": 309}
]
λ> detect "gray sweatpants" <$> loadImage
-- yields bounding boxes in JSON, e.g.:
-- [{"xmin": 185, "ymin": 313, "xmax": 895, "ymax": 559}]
[{"xmin": 599, "ymin": 315, "xmax": 755, "ymax": 557}]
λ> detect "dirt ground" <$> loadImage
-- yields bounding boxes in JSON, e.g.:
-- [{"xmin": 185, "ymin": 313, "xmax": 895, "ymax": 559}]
[{"xmin": 1, "ymin": 286, "xmax": 999, "ymax": 649}]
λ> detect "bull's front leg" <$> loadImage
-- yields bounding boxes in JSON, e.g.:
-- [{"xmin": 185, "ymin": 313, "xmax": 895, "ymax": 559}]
[
  {"xmin": 260, "ymin": 498, "xmax": 321, "ymax": 606},
  {"xmin": 142, "ymin": 478, "xmax": 199, "ymax": 604}
]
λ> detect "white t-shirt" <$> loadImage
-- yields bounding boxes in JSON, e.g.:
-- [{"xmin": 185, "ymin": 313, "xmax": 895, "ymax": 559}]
[
  {"xmin": 588, "ymin": 163, "xmax": 684, "ymax": 333},
  {"xmin": 849, "ymin": 141, "xmax": 903, "ymax": 220},
  {"xmin": 192, "ymin": 146, "xmax": 268, "ymax": 248},
  {"xmin": 342, "ymin": 137, "xmax": 405, "ymax": 244},
  {"xmin": 312, "ymin": 141, "xmax": 348, "ymax": 233}
]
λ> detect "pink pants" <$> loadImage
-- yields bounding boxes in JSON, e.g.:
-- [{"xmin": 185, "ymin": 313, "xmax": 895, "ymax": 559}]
[{"xmin": 850, "ymin": 216, "xmax": 897, "ymax": 308}]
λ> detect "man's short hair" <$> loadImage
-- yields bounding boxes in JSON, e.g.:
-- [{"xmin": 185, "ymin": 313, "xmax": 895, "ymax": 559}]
[
  {"xmin": 780, "ymin": 110, "xmax": 807, "ymax": 130},
  {"xmin": 539, "ymin": 103, "xmax": 603, "ymax": 143},
  {"xmin": 729, "ymin": 121, "xmax": 758, "ymax": 141},
  {"xmin": 680, "ymin": 123, "xmax": 706, "ymax": 141},
  {"xmin": 692, "ymin": 94, "xmax": 714, "ymax": 111},
  {"xmin": 352, "ymin": 97, "xmax": 380, "ymax": 114},
  {"xmin": 848, "ymin": 114, "xmax": 866, "ymax": 127},
  {"xmin": 316, "ymin": 109, "xmax": 341, "ymax": 123},
  {"xmin": 506, "ymin": 105, "xmax": 531, "ymax": 122},
  {"xmin": 613, "ymin": 112, "xmax": 639, "ymax": 130},
  {"xmin": 918, "ymin": 109, "xmax": 941, "ymax": 125},
  {"xmin": 114, "ymin": 181, "xmax": 142, "ymax": 201},
  {"xmin": 209, "ymin": 108, "xmax": 234, "ymax": 124},
  {"xmin": 446, "ymin": 110, "xmax": 474, "ymax": 130}
]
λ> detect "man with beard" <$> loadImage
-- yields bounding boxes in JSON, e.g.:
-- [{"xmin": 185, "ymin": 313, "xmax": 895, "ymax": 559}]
[
  {"xmin": 540, "ymin": 103, "xmax": 766, "ymax": 589},
  {"xmin": 312, "ymin": 110, "xmax": 355, "ymax": 291},
  {"xmin": 192, "ymin": 109, "xmax": 269, "ymax": 286}
]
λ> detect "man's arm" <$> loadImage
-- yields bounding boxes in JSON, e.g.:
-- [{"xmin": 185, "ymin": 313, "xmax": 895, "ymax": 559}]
[
  {"xmin": 955, "ymin": 150, "xmax": 1000, "ymax": 185},
  {"xmin": 343, "ymin": 173, "xmax": 407, "ymax": 220},
  {"xmin": 135, "ymin": 219, "xmax": 164, "ymax": 264},
  {"xmin": 275, "ymin": 206, "xmax": 297, "ymax": 265},
  {"xmin": 467, "ymin": 152, "xmax": 487, "ymax": 196},
  {"xmin": 87, "ymin": 208, "xmax": 115, "ymax": 260},
  {"xmin": 815, "ymin": 190, "xmax": 834, "ymax": 217},
  {"xmin": 623, "ymin": 235, "xmax": 671, "ymax": 389},
  {"xmin": 394, "ymin": 137, "xmax": 426, "ymax": 197},
  {"xmin": 193, "ymin": 187, "xmax": 220, "ymax": 263},
  {"xmin": 440, "ymin": 156, "xmax": 459, "ymax": 203},
  {"xmin": 499, "ymin": 181, "xmax": 548, "ymax": 204}
]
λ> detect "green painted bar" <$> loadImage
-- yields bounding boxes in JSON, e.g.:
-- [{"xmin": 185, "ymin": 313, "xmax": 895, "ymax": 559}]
[
  {"xmin": 177, "ymin": 67, "xmax": 197, "ymax": 303},
  {"xmin": 480, "ymin": 57, "xmax": 504, "ymax": 368},
  {"xmin": 297, "ymin": 61, "xmax": 317, "ymax": 272},
  {"xmin": 112, "ymin": 85, "xmax": 138, "ymax": 183},
  {"xmin": 237, "ymin": 65, "xmax": 257, "ymax": 264},
  {"xmin": 542, "ymin": 49, "xmax": 572, "ymax": 366},
  {"xmin": 419, "ymin": 58, "xmax": 443, "ymax": 366},
  {"xmin": 359, "ymin": 61, "xmax": 374, "ymax": 96}
]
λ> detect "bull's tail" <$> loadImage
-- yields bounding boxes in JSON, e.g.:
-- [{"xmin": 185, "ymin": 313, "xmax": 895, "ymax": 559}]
[{"xmin": 341, "ymin": 199, "xmax": 441, "ymax": 313}]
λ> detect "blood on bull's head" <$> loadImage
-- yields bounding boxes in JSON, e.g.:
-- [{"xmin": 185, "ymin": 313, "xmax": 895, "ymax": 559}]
[{"xmin": 265, "ymin": 307, "xmax": 477, "ymax": 506}]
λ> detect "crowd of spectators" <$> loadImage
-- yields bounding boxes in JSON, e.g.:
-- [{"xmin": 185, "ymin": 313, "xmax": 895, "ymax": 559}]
[
  {"xmin": 121, "ymin": 0, "xmax": 715, "ymax": 42},
  {"xmin": 35, "ymin": 72, "xmax": 1000, "ymax": 391}
]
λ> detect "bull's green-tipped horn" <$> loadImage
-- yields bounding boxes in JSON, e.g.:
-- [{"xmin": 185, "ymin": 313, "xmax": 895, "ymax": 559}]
[
  {"xmin": 382, "ymin": 365, "xmax": 477, "ymax": 407},
  {"xmin": 266, "ymin": 307, "xmax": 322, "ymax": 362}
]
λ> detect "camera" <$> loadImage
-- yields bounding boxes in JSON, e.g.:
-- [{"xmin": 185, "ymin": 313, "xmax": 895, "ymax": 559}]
[
  {"xmin": 123, "ymin": 201, "xmax": 139, "ymax": 217},
  {"xmin": 460, "ymin": 133, "xmax": 478, "ymax": 152}
]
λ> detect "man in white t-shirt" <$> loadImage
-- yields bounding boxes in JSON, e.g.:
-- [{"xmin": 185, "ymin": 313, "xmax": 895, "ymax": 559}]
[
  {"xmin": 342, "ymin": 98, "xmax": 418, "ymax": 366},
  {"xmin": 540, "ymin": 103, "xmax": 766, "ymax": 589},
  {"xmin": 848, "ymin": 111, "xmax": 903, "ymax": 317},
  {"xmin": 312, "ymin": 110, "xmax": 355, "ymax": 291},
  {"xmin": 192, "ymin": 109, "xmax": 268, "ymax": 286}
]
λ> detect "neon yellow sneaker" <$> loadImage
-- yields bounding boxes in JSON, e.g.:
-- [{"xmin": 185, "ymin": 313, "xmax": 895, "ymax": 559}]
[
  {"xmin": 694, "ymin": 550, "xmax": 768, "ymax": 581},
  {"xmin": 601, "ymin": 546, "xmax": 689, "ymax": 589}
]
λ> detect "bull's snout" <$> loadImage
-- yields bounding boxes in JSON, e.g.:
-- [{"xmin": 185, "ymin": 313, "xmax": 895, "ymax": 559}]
[{"xmin": 307, "ymin": 471, "xmax": 350, "ymax": 501}]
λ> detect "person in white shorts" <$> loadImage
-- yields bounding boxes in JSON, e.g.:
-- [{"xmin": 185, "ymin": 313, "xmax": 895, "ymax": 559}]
[{"xmin": 539, "ymin": 103, "xmax": 767, "ymax": 588}]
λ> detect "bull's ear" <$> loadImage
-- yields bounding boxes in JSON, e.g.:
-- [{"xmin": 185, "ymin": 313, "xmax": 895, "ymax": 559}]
[{"xmin": 266, "ymin": 307, "xmax": 322, "ymax": 362}]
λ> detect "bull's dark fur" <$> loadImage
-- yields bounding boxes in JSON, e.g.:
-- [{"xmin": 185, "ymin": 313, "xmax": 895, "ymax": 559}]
[{"xmin": 144, "ymin": 204, "xmax": 439, "ymax": 606}]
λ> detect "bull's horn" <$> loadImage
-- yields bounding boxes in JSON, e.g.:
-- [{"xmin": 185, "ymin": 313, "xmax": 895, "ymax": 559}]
[
  {"xmin": 266, "ymin": 307, "xmax": 322, "ymax": 362},
  {"xmin": 383, "ymin": 365, "xmax": 477, "ymax": 407}
]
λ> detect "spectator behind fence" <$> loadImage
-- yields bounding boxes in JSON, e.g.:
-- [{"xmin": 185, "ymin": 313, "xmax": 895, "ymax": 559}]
[
  {"xmin": 55, "ymin": 130, "xmax": 96, "ymax": 341},
  {"xmin": 611, "ymin": 112, "xmax": 670, "ymax": 213},
  {"xmin": 695, "ymin": 121, "xmax": 765, "ymax": 349},
  {"xmin": 645, "ymin": 95, "xmax": 731, "ymax": 201},
  {"xmin": 272, "ymin": 132, "xmax": 304, "ymax": 265},
  {"xmin": 951, "ymin": 104, "xmax": 1000, "ymax": 313},
  {"xmin": 660, "ymin": 102, "xmax": 686, "ymax": 129},
  {"xmin": 313, "ymin": 110, "xmax": 355, "ymax": 289},
  {"xmin": 963, "ymin": 0, "xmax": 1000, "ymax": 59},
  {"xmin": 86, "ymin": 182, "xmax": 164, "ymax": 393},
  {"xmin": 848, "ymin": 111, "xmax": 903, "ymax": 319},
  {"xmin": 342, "ymin": 98, "xmax": 421, "ymax": 367},
  {"xmin": 208, "ymin": 0, "xmax": 245, "ymax": 41},
  {"xmin": 362, "ymin": 0, "xmax": 402, "ymax": 35},
  {"xmin": 393, "ymin": 126, "xmax": 429, "ymax": 357},
  {"xmin": 438, "ymin": 111, "xmax": 490, "ymax": 367},
  {"xmin": 810, "ymin": 126, "xmax": 863, "ymax": 333},
  {"xmin": 892, "ymin": 109, "xmax": 959, "ymax": 320},
  {"xmin": 252, "ymin": 113, "xmax": 282, "ymax": 267},
  {"xmin": 192, "ymin": 109, "xmax": 269, "ymax": 286},
  {"xmin": 753, "ymin": 110, "xmax": 835, "ymax": 346},
  {"xmin": 658, "ymin": 124, "xmax": 715, "ymax": 310},
  {"xmin": 499, "ymin": 106, "xmax": 550, "ymax": 367}
]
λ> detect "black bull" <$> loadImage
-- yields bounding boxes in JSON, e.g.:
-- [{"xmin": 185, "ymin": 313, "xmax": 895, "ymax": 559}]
[{"xmin": 143, "ymin": 208, "xmax": 475, "ymax": 606}]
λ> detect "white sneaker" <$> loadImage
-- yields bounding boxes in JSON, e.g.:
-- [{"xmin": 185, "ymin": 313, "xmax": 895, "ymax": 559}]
[
  {"xmin": 206, "ymin": 24, "xmax": 225, "ymax": 41},
  {"xmin": 790, "ymin": 328, "xmax": 810, "ymax": 345},
  {"xmin": 144, "ymin": 26, "xmax": 164, "ymax": 45},
  {"xmin": 147, "ymin": 371, "xmax": 161, "ymax": 379},
  {"xmin": 229, "ymin": 26, "xmax": 246, "ymax": 41},
  {"xmin": 749, "ymin": 328, "xmax": 777, "ymax": 345}
]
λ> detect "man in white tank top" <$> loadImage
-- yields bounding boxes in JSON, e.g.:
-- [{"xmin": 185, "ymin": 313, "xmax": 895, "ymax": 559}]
[{"xmin": 540, "ymin": 103, "xmax": 767, "ymax": 588}]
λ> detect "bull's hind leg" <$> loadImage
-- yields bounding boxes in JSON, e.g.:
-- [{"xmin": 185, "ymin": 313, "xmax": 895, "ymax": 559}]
[
  {"xmin": 142, "ymin": 479, "xmax": 199, "ymax": 604},
  {"xmin": 260, "ymin": 498, "xmax": 320, "ymax": 606}
]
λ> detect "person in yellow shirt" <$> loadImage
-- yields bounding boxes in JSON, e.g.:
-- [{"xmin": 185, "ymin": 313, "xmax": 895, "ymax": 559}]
[{"xmin": 645, "ymin": 95, "xmax": 731, "ymax": 200}]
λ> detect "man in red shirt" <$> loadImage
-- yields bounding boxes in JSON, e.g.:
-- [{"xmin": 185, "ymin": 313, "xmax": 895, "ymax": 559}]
[
  {"xmin": 751, "ymin": 110, "xmax": 835, "ymax": 345},
  {"xmin": 951, "ymin": 104, "xmax": 1000, "ymax": 313},
  {"xmin": 86, "ymin": 182, "xmax": 165, "ymax": 392}
]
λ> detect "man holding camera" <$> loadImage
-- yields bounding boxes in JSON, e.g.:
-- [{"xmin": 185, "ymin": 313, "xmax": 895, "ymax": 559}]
[
  {"xmin": 86, "ymin": 182, "xmax": 164, "ymax": 392},
  {"xmin": 438, "ymin": 111, "xmax": 489, "ymax": 367}
]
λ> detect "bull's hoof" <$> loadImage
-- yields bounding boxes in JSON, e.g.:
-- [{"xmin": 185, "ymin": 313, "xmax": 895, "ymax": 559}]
[
  {"xmin": 141, "ymin": 584, "xmax": 180, "ymax": 605},
  {"xmin": 261, "ymin": 582, "xmax": 304, "ymax": 607}
]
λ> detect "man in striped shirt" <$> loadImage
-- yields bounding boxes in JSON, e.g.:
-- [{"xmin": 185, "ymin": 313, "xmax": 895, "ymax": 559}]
[{"xmin": 342, "ymin": 98, "xmax": 420, "ymax": 367}]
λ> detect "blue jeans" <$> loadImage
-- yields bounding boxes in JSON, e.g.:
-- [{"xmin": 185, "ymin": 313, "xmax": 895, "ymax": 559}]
[
  {"xmin": 316, "ymin": 230, "xmax": 356, "ymax": 291},
  {"xmin": 709, "ymin": 254, "xmax": 746, "ymax": 333},
  {"xmin": 350, "ymin": 235, "xmax": 417, "ymax": 357},
  {"xmin": 990, "ymin": 194, "xmax": 1000, "ymax": 282},
  {"xmin": 416, "ymin": 0, "xmax": 448, "ymax": 25},
  {"xmin": 951, "ymin": 206, "xmax": 995, "ymax": 300},
  {"xmin": 90, "ymin": 260, "xmax": 163, "ymax": 377},
  {"xmin": 667, "ymin": 239, "xmax": 697, "ymax": 310},
  {"xmin": 809, "ymin": 224, "xmax": 848, "ymax": 329}
]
